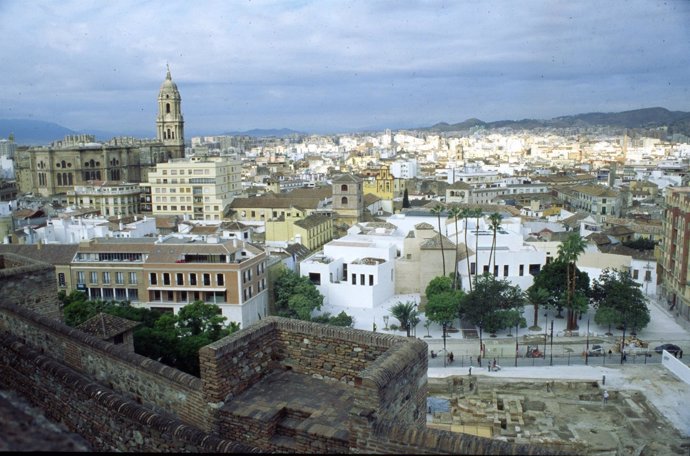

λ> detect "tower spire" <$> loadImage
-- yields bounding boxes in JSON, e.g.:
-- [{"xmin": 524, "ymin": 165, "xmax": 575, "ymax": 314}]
[{"xmin": 166, "ymin": 63, "xmax": 171, "ymax": 80}]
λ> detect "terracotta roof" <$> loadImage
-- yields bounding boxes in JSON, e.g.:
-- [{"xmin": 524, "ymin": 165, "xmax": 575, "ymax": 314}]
[
  {"xmin": 76, "ymin": 312, "xmax": 140, "ymax": 340},
  {"xmin": 0, "ymin": 244, "xmax": 79, "ymax": 265},
  {"xmin": 363, "ymin": 193, "xmax": 381, "ymax": 206},
  {"xmin": 294, "ymin": 213, "xmax": 332, "ymax": 229}
]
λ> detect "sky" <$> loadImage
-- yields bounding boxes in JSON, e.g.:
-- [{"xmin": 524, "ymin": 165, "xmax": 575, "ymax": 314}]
[{"xmin": 1, "ymin": 0, "xmax": 689, "ymax": 137}]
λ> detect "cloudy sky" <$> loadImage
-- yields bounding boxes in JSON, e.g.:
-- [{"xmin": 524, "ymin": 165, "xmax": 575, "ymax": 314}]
[{"xmin": 1, "ymin": 0, "xmax": 689, "ymax": 137}]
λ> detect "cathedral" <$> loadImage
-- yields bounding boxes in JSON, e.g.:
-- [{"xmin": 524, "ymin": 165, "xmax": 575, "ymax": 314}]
[{"xmin": 15, "ymin": 67, "xmax": 186, "ymax": 201}]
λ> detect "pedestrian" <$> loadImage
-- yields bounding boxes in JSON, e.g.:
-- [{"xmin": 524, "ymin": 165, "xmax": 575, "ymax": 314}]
[
  {"xmin": 622, "ymin": 352, "xmax": 627, "ymax": 363},
  {"xmin": 603, "ymin": 390, "xmax": 609, "ymax": 405},
  {"xmin": 468, "ymin": 366, "xmax": 472, "ymax": 376},
  {"xmin": 430, "ymin": 350, "xmax": 436, "ymax": 359},
  {"xmin": 492, "ymin": 358, "xmax": 497, "ymax": 371},
  {"xmin": 477, "ymin": 355, "xmax": 482, "ymax": 367},
  {"xmin": 449, "ymin": 352, "xmax": 454, "ymax": 363}
]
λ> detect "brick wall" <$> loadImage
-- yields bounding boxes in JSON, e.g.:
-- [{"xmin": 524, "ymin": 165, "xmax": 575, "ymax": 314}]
[
  {"xmin": 0, "ymin": 332, "xmax": 256, "ymax": 453},
  {"xmin": 0, "ymin": 301, "xmax": 211, "ymax": 431},
  {"xmin": 0, "ymin": 253, "xmax": 61, "ymax": 319}
]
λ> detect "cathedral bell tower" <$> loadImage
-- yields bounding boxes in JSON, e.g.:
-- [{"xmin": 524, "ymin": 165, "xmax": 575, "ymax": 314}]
[{"xmin": 157, "ymin": 65, "xmax": 184, "ymax": 148}]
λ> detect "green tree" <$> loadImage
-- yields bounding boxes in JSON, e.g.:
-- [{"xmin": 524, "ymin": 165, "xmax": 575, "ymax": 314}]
[
  {"xmin": 525, "ymin": 286, "xmax": 550, "ymax": 330},
  {"xmin": 530, "ymin": 260, "xmax": 590, "ymax": 320},
  {"xmin": 430, "ymin": 203, "xmax": 447, "ymax": 277},
  {"xmin": 460, "ymin": 274, "xmax": 525, "ymax": 352},
  {"xmin": 390, "ymin": 301, "xmax": 419, "ymax": 337},
  {"xmin": 425, "ymin": 291, "xmax": 462, "ymax": 329},
  {"xmin": 402, "ymin": 188, "xmax": 411, "ymax": 208},
  {"xmin": 557, "ymin": 233, "xmax": 588, "ymax": 330},
  {"xmin": 448, "ymin": 205, "xmax": 463, "ymax": 289},
  {"xmin": 471, "ymin": 208, "xmax": 483, "ymax": 287},
  {"xmin": 591, "ymin": 268, "xmax": 650, "ymax": 335},
  {"xmin": 425, "ymin": 275, "xmax": 453, "ymax": 298},
  {"xmin": 177, "ymin": 300, "xmax": 230, "ymax": 339},
  {"xmin": 273, "ymin": 267, "xmax": 324, "ymax": 320},
  {"xmin": 486, "ymin": 212, "xmax": 503, "ymax": 275}
]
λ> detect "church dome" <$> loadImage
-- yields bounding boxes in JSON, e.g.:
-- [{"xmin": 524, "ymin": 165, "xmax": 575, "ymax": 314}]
[{"xmin": 159, "ymin": 66, "xmax": 179, "ymax": 94}]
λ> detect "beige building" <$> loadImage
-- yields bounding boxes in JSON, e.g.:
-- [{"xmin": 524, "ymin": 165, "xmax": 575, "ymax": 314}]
[
  {"xmin": 332, "ymin": 174, "xmax": 363, "ymax": 227},
  {"xmin": 66, "ymin": 181, "xmax": 142, "ymax": 217},
  {"xmin": 15, "ymin": 68, "xmax": 185, "ymax": 199},
  {"xmin": 57, "ymin": 236, "xmax": 268, "ymax": 329},
  {"xmin": 265, "ymin": 213, "xmax": 333, "ymax": 251},
  {"xmin": 658, "ymin": 187, "xmax": 690, "ymax": 323},
  {"xmin": 141, "ymin": 156, "xmax": 242, "ymax": 221}
]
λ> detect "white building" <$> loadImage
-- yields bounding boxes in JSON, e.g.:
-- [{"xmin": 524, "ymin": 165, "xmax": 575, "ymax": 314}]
[
  {"xmin": 37, "ymin": 215, "xmax": 157, "ymax": 244},
  {"xmin": 300, "ymin": 231, "xmax": 399, "ymax": 309}
]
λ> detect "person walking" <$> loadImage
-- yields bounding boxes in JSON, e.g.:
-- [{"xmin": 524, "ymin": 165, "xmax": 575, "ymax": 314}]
[
  {"xmin": 603, "ymin": 390, "xmax": 609, "ymax": 405},
  {"xmin": 477, "ymin": 355, "xmax": 482, "ymax": 367}
]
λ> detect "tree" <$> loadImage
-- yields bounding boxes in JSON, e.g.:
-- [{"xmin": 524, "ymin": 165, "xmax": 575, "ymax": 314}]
[
  {"xmin": 525, "ymin": 286, "xmax": 550, "ymax": 330},
  {"xmin": 425, "ymin": 290, "xmax": 462, "ymax": 329},
  {"xmin": 176, "ymin": 300, "xmax": 230, "ymax": 339},
  {"xmin": 460, "ymin": 207, "xmax": 473, "ymax": 292},
  {"xmin": 425, "ymin": 275, "xmax": 453, "ymax": 298},
  {"xmin": 487, "ymin": 212, "xmax": 503, "ymax": 275},
  {"xmin": 471, "ymin": 208, "xmax": 483, "ymax": 287},
  {"xmin": 390, "ymin": 301, "xmax": 419, "ymax": 337},
  {"xmin": 530, "ymin": 260, "xmax": 590, "ymax": 320},
  {"xmin": 447, "ymin": 205, "xmax": 463, "ymax": 290},
  {"xmin": 402, "ymin": 188, "xmax": 411, "ymax": 208},
  {"xmin": 460, "ymin": 274, "xmax": 525, "ymax": 352},
  {"xmin": 591, "ymin": 268, "xmax": 650, "ymax": 335},
  {"xmin": 273, "ymin": 267, "xmax": 324, "ymax": 320},
  {"xmin": 430, "ymin": 204, "xmax": 446, "ymax": 277},
  {"xmin": 557, "ymin": 233, "xmax": 588, "ymax": 330}
]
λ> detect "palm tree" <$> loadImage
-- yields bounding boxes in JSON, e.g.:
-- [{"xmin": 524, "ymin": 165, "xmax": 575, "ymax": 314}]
[
  {"xmin": 461, "ymin": 207, "xmax": 473, "ymax": 292},
  {"xmin": 557, "ymin": 233, "xmax": 587, "ymax": 331},
  {"xmin": 471, "ymin": 208, "xmax": 483, "ymax": 286},
  {"xmin": 430, "ymin": 204, "xmax": 446, "ymax": 277},
  {"xmin": 486, "ymin": 212, "xmax": 503, "ymax": 276},
  {"xmin": 448, "ymin": 206, "xmax": 463, "ymax": 289},
  {"xmin": 390, "ymin": 301, "xmax": 419, "ymax": 337},
  {"xmin": 526, "ymin": 286, "xmax": 550, "ymax": 330}
]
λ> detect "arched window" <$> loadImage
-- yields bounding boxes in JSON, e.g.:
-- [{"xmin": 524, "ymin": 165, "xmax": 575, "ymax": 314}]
[
  {"xmin": 341, "ymin": 184, "xmax": 348, "ymax": 192},
  {"xmin": 68, "ymin": 173, "xmax": 73, "ymax": 185},
  {"xmin": 61, "ymin": 160, "xmax": 66, "ymax": 168},
  {"xmin": 89, "ymin": 159, "xmax": 95, "ymax": 167},
  {"xmin": 341, "ymin": 196, "xmax": 348, "ymax": 205},
  {"xmin": 57, "ymin": 174, "xmax": 62, "ymax": 185},
  {"xmin": 166, "ymin": 103, "xmax": 171, "ymax": 114}
]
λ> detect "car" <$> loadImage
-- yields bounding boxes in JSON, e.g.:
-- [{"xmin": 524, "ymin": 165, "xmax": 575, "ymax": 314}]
[
  {"xmin": 588, "ymin": 344, "xmax": 604, "ymax": 356},
  {"xmin": 654, "ymin": 343, "xmax": 681, "ymax": 356}
]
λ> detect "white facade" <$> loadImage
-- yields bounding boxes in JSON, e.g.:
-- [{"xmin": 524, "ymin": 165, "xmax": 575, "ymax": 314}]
[
  {"xmin": 389, "ymin": 159, "xmax": 418, "ymax": 179},
  {"xmin": 38, "ymin": 215, "xmax": 157, "ymax": 244},
  {"xmin": 300, "ymin": 237, "xmax": 397, "ymax": 309}
]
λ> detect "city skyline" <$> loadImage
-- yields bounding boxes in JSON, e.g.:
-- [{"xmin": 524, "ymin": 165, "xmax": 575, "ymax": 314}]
[{"xmin": 1, "ymin": 0, "xmax": 689, "ymax": 137}]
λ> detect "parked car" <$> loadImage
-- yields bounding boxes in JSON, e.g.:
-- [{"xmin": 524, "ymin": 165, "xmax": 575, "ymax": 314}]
[
  {"xmin": 655, "ymin": 343, "xmax": 681, "ymax": 356},
  {"xmin": 588, "ymin": 344, "xmax": 606, "ymax": 357}
]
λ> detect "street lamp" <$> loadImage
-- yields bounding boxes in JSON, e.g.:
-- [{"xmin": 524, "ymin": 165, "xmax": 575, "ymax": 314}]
[
  {"xmin": 550, "ymin": 320, "xmax": 554, "ymax": 366},
  {"xmin": 543, "ymin": 312, "xmax": 548, "ymax": 360},
  {"xmin": 514, "ymin": 319, "xmax": 519, "ymax": 367},
  {"xmin": 620, "ymin": 322, "xmax": 627, "ymax": 365},
  {"xmin": 442, "ymin": 321, "xmax": 448, "ymax": 368},
  {"xmin": 585, "ymin": 318, "xmax": 590, "ymax": 366}
]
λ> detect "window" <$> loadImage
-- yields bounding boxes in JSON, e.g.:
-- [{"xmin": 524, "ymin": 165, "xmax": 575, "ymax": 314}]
[
  {"xmin": 341, "ymin": 196, "xmax": 348, "ymax": 205},
  {"xmin": 633, "ymin": 269, "xmax": 639, "ymax": 279},
  {"xmin": 341, "ymin": 184, "xmax": 348, "ymax": 191},
  {"xmin": 309, "ymin": 272, "xmax": 321, "ymax": 285},
  {"xmin": 360, "ymin": 274, "xmax": 365, "ymax": 285},
  {"xmin": 470, "ymin": 262, "xmax": 476, "ymax": 275},
  {"xmin": 129, "ymin": 272, "xmax": 137, "ymax": 285},
  {"xmin": 203, "ymin": 273, "xmax": 211, "ymax": 286},
  {"xmin": 217, "ymin": 273, "xmax": 224, "ymax": 286},
  {"xmin": 483, "ymin": 265, "xmax": 489, "ymax": 274},
  {"xmin": 529, "ymin": 264, "xmax": 541, "ymax": 275},
  {"xmin": 102, "ymin": 271, "xmax": 111, "ymax": 284},
  {"xmin": 369, "ymin": 275, "xmax": 374, "ymax": 286},
  {"xmin": 163, "ymin": 273, "xmax": 170, "ymax": 285},
  {"xmin": 90, "ymin": 271, "xmax": 98, "ymax": 284},
  {"xmin": 644, "ymin": 270, "xmax": 652, "ymax": 281},
  {"xmin": 176, "ymin": 273, "xmax": 184, "ymax": 285},
  {"xmin": 519, "ymin": 265, "xmax": 524, "ymax": 276},
  {"xmin": 116, "ymin": 272, "xmax": 124, "ymax": 285},
  {"xmin": 351, "ymin": 274, "xmax": 356, "ymax": 285},
  {"xmin": 493, "ymin": 265, "xmax": 499, "ymax": 277},
  {"xmin": 190, "ymin": 273, "xmax": 197, "ymax": 285},
  {"xmin": 58, "ymin": 273, "xmax": 66, "ymax": 287},
  {"xmin": 113, "ymin": 333, "xmax": 124, "ymax": 345},
  {"xmin": 342, "ymin": 264, "xmax": 348, "ymax": 281},
  {"xmin": 503, "ymin": 265, "xmax": 509, "ymax": 277},
  {"xmin": 149, "ymin": 272, "xmax": 157, "ymax": 285}
]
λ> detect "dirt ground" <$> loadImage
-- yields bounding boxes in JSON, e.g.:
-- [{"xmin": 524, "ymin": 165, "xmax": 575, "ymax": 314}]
[{"xmin": 427, "ymin": 371, "xmax": 690, "ymax": 456}]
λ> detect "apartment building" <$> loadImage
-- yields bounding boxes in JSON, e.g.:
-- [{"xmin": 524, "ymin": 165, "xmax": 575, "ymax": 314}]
[
  {"xmin": 66, "ymin": 181, "xmax": 142, "ymax": 216},
  {"xmin": 57, "ymin": 236, "xmax": 268, "ymax": 329},
  {"xmin": 141, "ymin": 156, "xmax": 241, "ymax": 221},
  {"xmin": 445, "ymin": 182, "xmax": 549, "ymax": 205},
  {"xmin": 552, "ymin": 184, "xmax": 622, "ymax": 224},
  {"xmin": 658, "ymin": 187, "xmax": 690, "ymax": 323}
]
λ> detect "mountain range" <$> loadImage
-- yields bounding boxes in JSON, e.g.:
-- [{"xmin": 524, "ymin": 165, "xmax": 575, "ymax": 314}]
[{"xmin": 2, "ymin": 107, "xmax": 689, "ymax": 146}]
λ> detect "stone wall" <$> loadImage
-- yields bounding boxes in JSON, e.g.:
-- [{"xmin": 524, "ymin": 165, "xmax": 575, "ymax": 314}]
[
  {"xmin": 0, "ymin": 253, "xmax": 62, "ymax": 319},
  {"xmin": 0, "ymin": 332, "xmax": 256, "ymax": 453},
  {"xmin": 0, "ymin": 301, "xmax": 211, "ymax": 432}
]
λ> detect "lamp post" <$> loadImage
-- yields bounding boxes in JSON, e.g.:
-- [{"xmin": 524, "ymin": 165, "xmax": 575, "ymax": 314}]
[
  {"xmin": 543, "ymin": 312, "xmax": 548, "ymax": 360},
  {"xmin": 585, "ymin": 318, "xmax": 590, "ymax": 366},
  {"xmin": 620, "ymin": 322, "xmax": 626, "ymax": 365},
  {"xmin": 514, "ymin": 319, "xmax": 519, "ymax": 367},
  {"xmin": 442, "ymin": 321, "xmax": 448, "ymax": 368},
  {"xmin": 550, "ymin": 319, "xmax": 554, "ymax": 366}
]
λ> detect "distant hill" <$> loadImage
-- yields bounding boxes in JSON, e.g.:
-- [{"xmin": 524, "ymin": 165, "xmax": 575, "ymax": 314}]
[
  {"xmin": 220, "ymin": 128, "xmax": 305, "ymax": 138},
  {"xmin": 427, "ymin": 107, "xmax": 690, "ymax": 134},
  {"xmin": 0, "ymin": 119, "xmax": 77, "ymax": 146}
]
